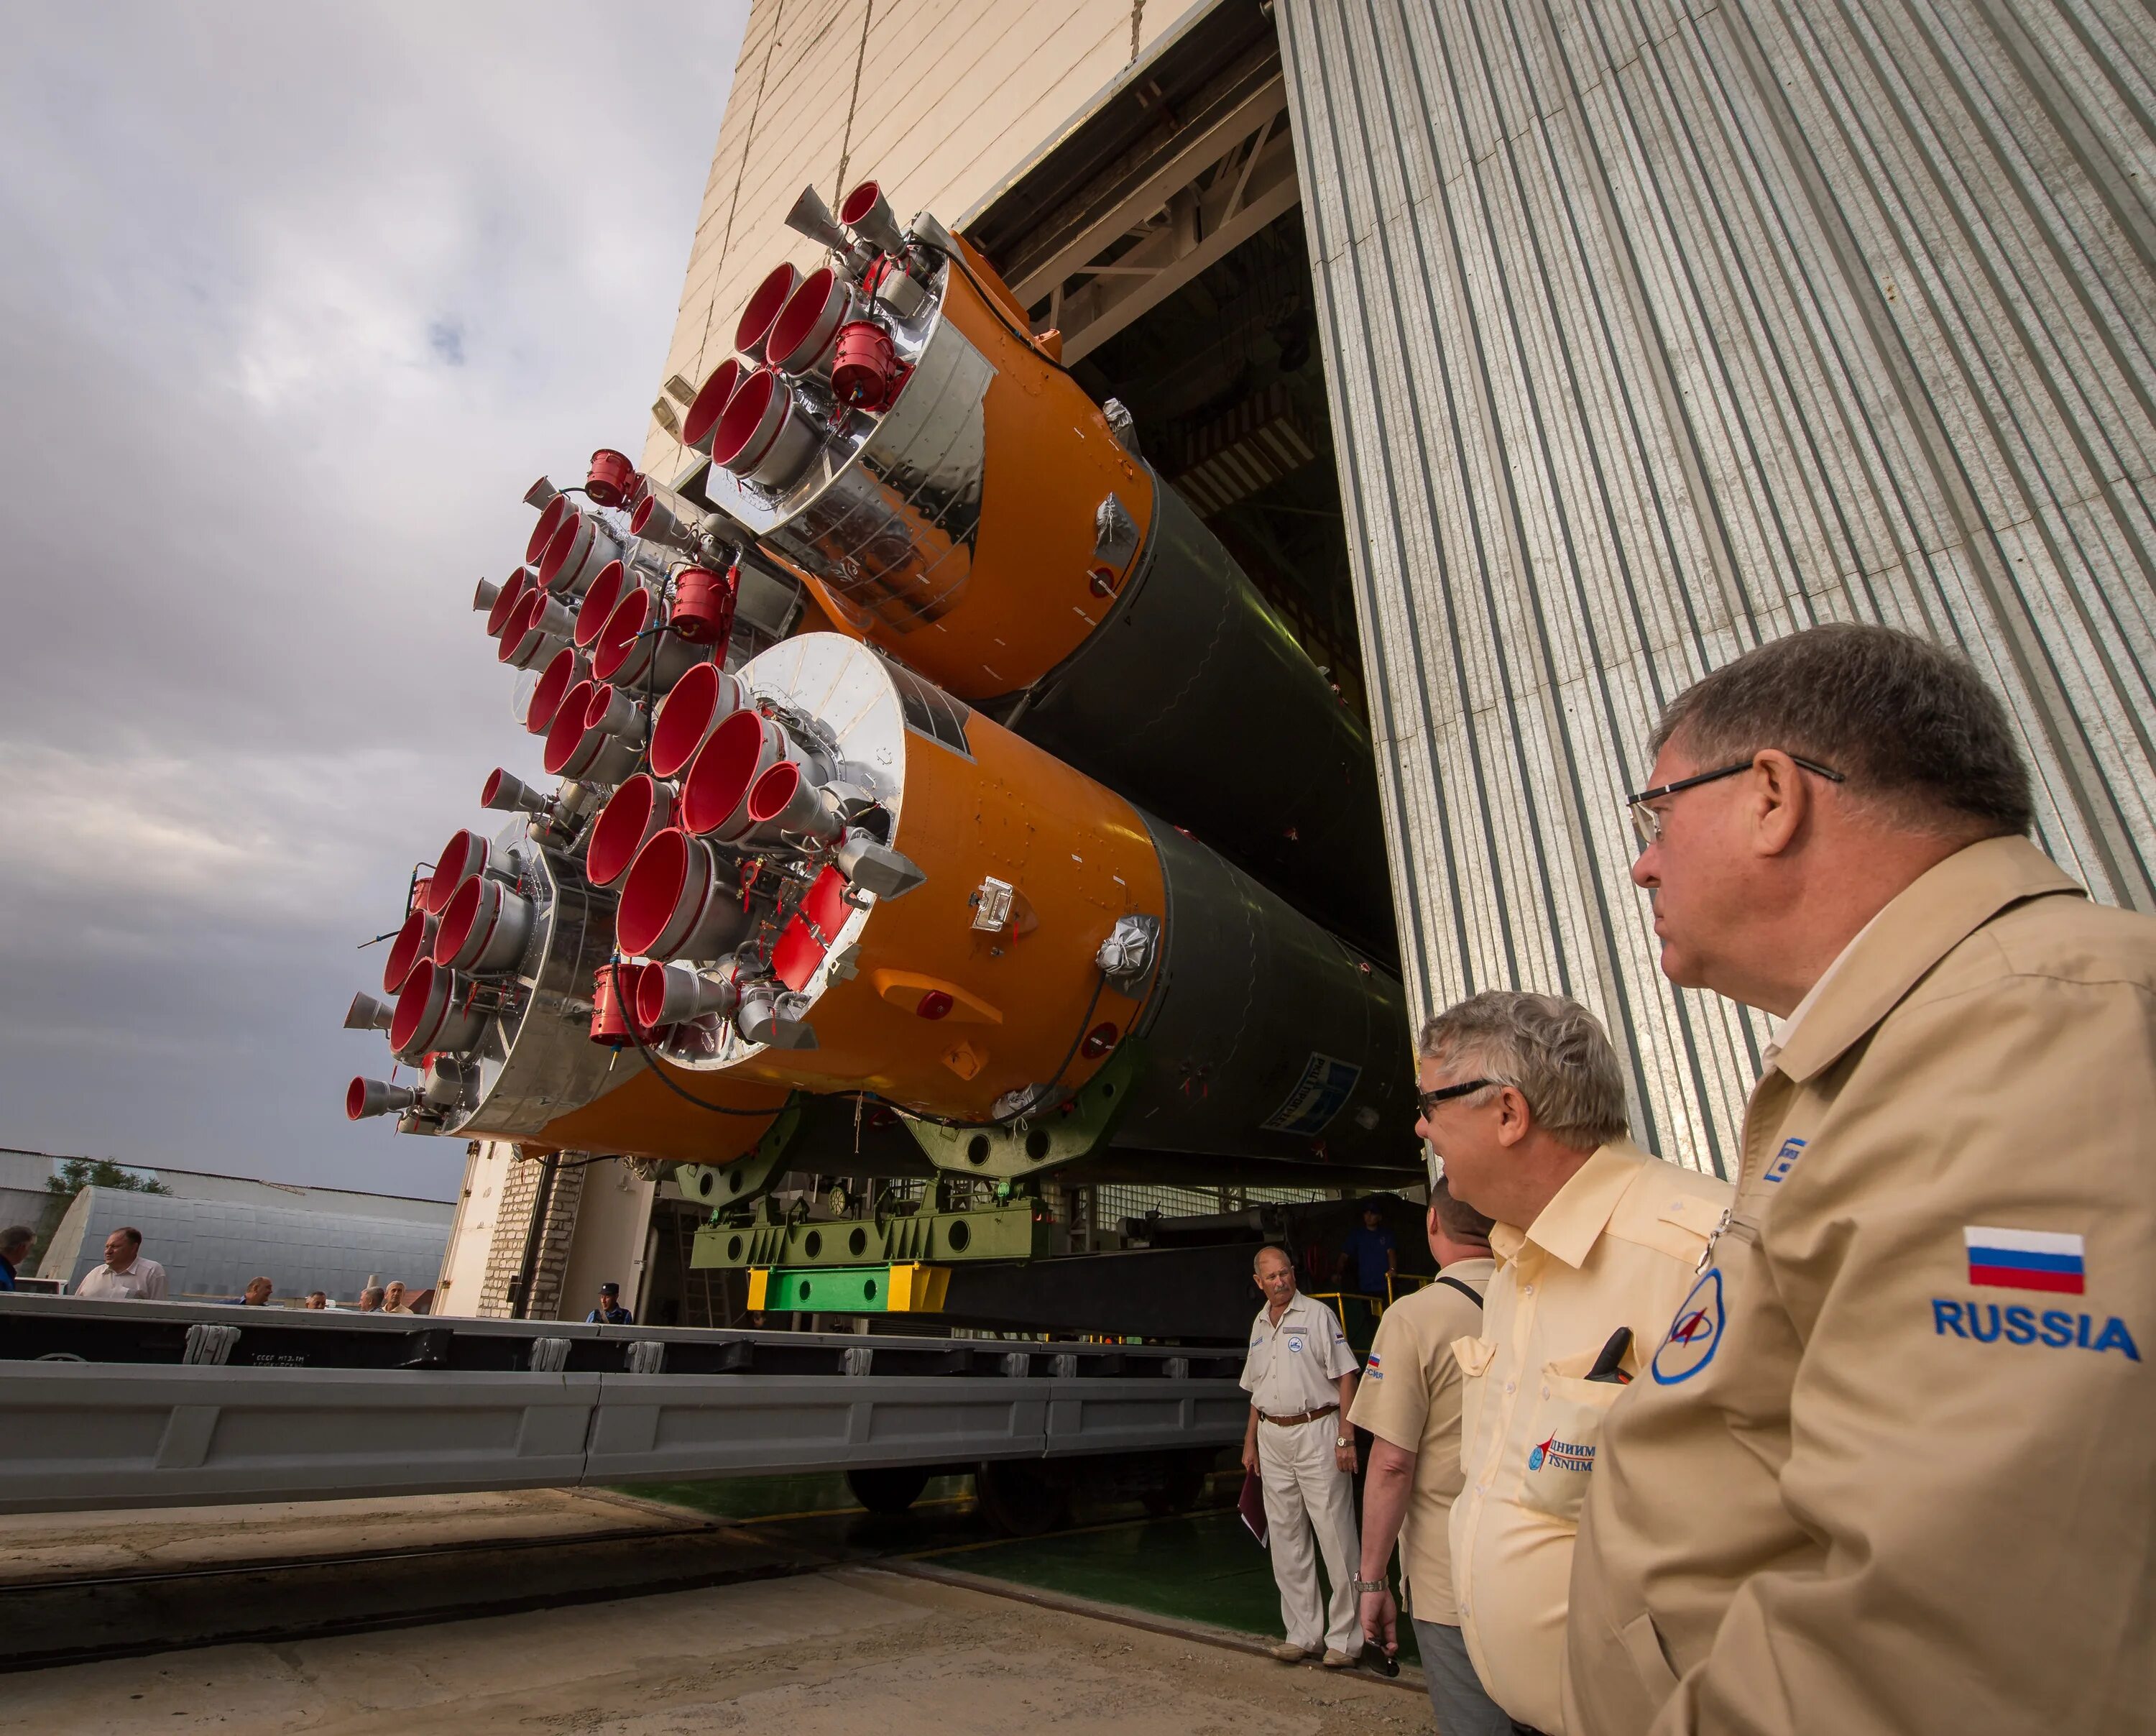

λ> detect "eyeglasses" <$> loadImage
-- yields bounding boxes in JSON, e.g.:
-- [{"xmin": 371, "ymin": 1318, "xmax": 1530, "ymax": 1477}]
[
  {"xmin": 1416, "ymin": 1078, "xmax": 1493, "ymax": 1117},
  {"xmin": 1625, "ymin": 754, "xmax": 1845, "ymax": 847}
]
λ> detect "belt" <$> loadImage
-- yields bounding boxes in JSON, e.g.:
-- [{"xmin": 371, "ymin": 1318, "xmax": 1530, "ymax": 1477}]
[{"xmin": 1259, "ymin": 1403, "xmax": 1340, "ymax": 1427}]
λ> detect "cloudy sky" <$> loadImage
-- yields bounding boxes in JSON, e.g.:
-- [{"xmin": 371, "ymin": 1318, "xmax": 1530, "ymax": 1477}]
[{"xmin": 0, "ymin": 1, "xmax": 747, "ymax": 1199}]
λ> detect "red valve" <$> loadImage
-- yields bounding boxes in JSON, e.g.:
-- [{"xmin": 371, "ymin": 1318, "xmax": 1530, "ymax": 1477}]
[
  {"xmin": 589, "ymin": 963, "xmax": 642, "ymax": 1048},
  {"xmin": 1081, "ymin": 1021, "xmax": 1119, "ymax": 1060},
  {"xmin": 671, "ymin": 564, "xmax": 738, "ymax": 646},
  {"xmin": 916, "ymin": 990, "xmax": 954, "ymax": 1021},
  {"xmin": 585, "ymin": 449, "xmax": 637, "ymax": 508},
  {"xmin": 831, "ymin": 320, "xmax": 900, "ymax": 411}
]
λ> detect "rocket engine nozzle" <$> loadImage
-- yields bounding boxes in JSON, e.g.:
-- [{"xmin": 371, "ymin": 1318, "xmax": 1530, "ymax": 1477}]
[
  {"xmin": 481, "ymin": 767, "xmax": 550, "ymax": 817},
  {"xmin": 681, "ymin": 706, "xmax": 816, "ymax": 843},
  {"xmin": 574, "ymin": 559, "xmax": 635, "ymax": 648},
  {"xmin": 389, "ymin": 958, "xmax": 487, "ymax": 1060},
  {"xmin": 497, "ymin": 588, "xmax": 568, "ymax": 670},
  {"xmin": 540, "ymin": 510, "xmax": 622, "ymax": 600},
  {"xmin": 617, "ymin": 827, "xmax": 751, "ymax": 962},
  {"xmin": 344, "ymin": 991, "xmax": 395, "ymax": 1032},
  {"xmin": 522, "ymin": 477, "xmax": 560, "ymax": 511},
  {"xmin": 347, "ymin": 1076, "xmax": 420, "ymax": 1121},
  {"xmin": 648, "ymin": 661, "xmax": 745, "ymax": 779},
  {"xmin": 591, "ymin": 584, "xmax": 709, "ymax": 690},
  {"xmin": 526, "ymin": 494, "xmax": 575, "ymax": 566},
  {"xmin": 586, "ymin": 773, "xmax": 674, "ymax": 889},
  {"xmin": 485, "ymin": 569, "xmax": 534, "ymax": 641},
  {"xmin": 767, "ymin": 267, "xmax": 853, "ymax": 382},
  {"xmin": 711, "ymin": 367, "xmax": 825, "ymax": 490},
  {"xmin": 526, "ymin": 645, "xmax": 591, "ymax": 735},
  {"xmin": 383, "ymin": 906, "xmax": 438, "ymax": 996},
  {"xmin": 839, "ymin": 180, "xmax": 907, "ymax": 258},
  {"xmin": 784, "ymin": 183, "xmax": 877, "ymax": 274},
  {"xmin": 637, "ymin": 960, "xmax": 739, "ymax": 1028},
  {"xmin": 425, "ymin": 829, "xmax": 508, "ymax": 912},
  {"xmin": 743, "ymin": 760, "xmax": 842, "ymax": 845},
  {"xmin": 543, "ymin": 679, "xmax": 642, "ymax": 787},
  {"xmin": 681, "ymin": 357, "xmax": 747, "ymax": 456},
  {"xmin": 584, "ymin": 681, "xmax": 649, "ymax": 747},
  {"xmin": 735, "ymin": 262, "xmax": 800, "ymax": 363},
  {"xmin": 433, "ymin": 873, "xmax": 535, "ymax": 975}
]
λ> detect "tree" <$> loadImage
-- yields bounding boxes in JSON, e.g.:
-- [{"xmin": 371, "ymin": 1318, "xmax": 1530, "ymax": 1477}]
[{"xmin": 30, "ymin": 1159, "xmax": 169, "ymax": 1267}]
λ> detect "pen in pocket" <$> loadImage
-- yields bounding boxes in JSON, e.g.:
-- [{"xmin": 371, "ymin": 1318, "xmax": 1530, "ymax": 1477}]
[{"xmin": 1586, "ymin": 1326, "xmax": 1634, "ymax": 1384}]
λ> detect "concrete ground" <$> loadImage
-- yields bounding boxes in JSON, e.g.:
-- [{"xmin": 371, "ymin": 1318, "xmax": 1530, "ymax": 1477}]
[
  {"xmin": 0, "ymin": 1487, "xmax": 682, "ymax": 1582},
  {"xmin": 9, "ymin": 1566, "xmax": 1424, "ymax": 1735}
]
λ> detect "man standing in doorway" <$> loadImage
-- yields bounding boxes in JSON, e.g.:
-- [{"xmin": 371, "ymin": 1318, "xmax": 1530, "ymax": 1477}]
[
  {"xmin": 75, "ymin": 1227, "xmax": 167, "ymax": 1300},
  {"xmin": 1352, "ymin": 1177, "xmax": 1512, "ymax": 1735},
  {"xmin": 1239, "ymin": 1245, "xmax": 1363, "ymax": 1667}
]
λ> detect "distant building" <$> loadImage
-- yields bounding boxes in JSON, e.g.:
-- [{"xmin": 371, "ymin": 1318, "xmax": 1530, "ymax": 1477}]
[{"xmin": 34, "ymin": 1167, "xmax": 453, "ymax": 1304}]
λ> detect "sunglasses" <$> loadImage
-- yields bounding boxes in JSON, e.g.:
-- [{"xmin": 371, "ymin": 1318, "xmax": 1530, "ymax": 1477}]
[{"xmin": 1416, "ymin": 1078, "xmax": 1493, "ymax": 1117}]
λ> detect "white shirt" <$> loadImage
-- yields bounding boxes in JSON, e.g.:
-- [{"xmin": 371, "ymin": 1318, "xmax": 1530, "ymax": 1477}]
[
  {"xmin": 1240, "ymin": 1291, "xmax": 1358, "ymax": 1415},
  {"xmin": 77, "ymin": 1256, "xmax": 169, "ymax": 1300}
]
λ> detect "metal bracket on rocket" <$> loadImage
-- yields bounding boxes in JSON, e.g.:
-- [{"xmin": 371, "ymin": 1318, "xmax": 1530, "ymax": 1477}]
[{"xmin": 904, "ymin": 1037, "xmax": 1146, "ymax": 1182}]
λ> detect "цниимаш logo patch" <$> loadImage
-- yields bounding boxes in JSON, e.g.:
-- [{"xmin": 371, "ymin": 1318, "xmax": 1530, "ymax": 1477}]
[{"xmin": 1651, "ymin": 1269, "xmax": 1725, "ymax": 1385}]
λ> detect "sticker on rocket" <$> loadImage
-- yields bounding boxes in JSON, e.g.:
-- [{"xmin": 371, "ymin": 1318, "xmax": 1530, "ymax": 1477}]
[{"xmin": 1263, "ymin": 1054, "xmax": 1363, "ymax": 1136}]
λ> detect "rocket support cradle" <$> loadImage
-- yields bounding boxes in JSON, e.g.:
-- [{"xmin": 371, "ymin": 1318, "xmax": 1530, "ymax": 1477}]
[{"xmin": 343, "ymin": 178, "xmax": 1419, "ymax": 1198}]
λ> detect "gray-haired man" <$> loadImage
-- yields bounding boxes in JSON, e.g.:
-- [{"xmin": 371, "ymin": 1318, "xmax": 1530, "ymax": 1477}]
[
  {"xmin": 1568, "ymin": 623, "xmax": 2156, "ymax": 1735},
  {"xmin": 1419, "ymin": 991, "xmax": 1730, "ymax": 1735},
  {"xmin": 1238, "ymin": 1244, "xmax": 1363, "ymax": 1666}
]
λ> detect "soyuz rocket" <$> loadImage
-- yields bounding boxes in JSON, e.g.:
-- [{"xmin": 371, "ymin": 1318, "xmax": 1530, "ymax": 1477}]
[{"xmin": 345, "ymin": 180, "xmax": 1420, "ymax": 1191}]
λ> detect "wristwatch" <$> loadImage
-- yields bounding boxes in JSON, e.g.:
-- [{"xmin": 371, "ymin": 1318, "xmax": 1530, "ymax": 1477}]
[
  {"xmin": 1351, "ymin": 1579, "xmax": 1387, "ymax": 1594},
  {"xmin": 1335, "ymin": 1434, "xmax": 1352, "ymax": 1448}
]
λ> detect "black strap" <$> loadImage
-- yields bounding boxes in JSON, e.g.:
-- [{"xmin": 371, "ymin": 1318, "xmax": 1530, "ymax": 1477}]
[{"xmin": 1435, "ymin": 1275, "xmax": 1485, "ymax": 1310}]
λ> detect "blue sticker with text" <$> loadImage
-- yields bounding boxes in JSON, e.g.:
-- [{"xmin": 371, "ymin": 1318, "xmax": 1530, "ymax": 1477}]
[{"xmin": 1764, "ymin": 1138, "xmax": 1806, "ymax": 1184}]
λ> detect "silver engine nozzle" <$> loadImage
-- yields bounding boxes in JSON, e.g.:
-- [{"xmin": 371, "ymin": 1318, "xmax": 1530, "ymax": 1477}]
[{"xmin": 344, "ymin": 991, "xmax": 395, "ymax": 1032}]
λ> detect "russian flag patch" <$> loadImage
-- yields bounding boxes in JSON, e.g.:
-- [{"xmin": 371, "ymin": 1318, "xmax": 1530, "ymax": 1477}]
[{"xmin": 1965, "ymin": 1226, "xmax": 2085, "ymax": 1295}]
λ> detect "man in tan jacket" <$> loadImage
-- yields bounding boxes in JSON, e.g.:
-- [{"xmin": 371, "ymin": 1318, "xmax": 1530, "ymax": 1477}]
[
  {"xmin": 1567, "ymin": 623, "xmax": 2156, "ymax": 1734},
  {"xmin": 1421, "ymin": 992, "xmax": 1731, "ymax": 1734},
  {"xmin": 1351, "ymin": 1175, "xmax": 1507, "ymax": 1735}
]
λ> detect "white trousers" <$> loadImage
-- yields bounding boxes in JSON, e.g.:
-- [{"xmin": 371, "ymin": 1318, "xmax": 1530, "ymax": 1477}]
[{"xmin": 1256, "ymin": 1413, "xmax": 1362, "ymax": 1655}]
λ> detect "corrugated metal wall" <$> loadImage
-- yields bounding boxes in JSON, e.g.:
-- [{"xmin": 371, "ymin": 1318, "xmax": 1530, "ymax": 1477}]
[{"xmin": 1279, "ymin": 0, "xmax": 2156, "ymax": 1175}]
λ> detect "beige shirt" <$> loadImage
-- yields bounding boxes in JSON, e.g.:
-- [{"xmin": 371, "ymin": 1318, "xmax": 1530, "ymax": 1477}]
[
  {"xmin": 1567, "ymin": 837, "xmax": 2156, "ymax": 1736},
  {"xmin": 1348, "ymin": 1257, "xmax": 1495, "ymax": 1622},
  {"xmin": 75, "ymin": 1257, "xmax": 168, "ymax": 1301},
  {"xmin": 1240, "ymin": 1292, "xmax": 1358, "ymax": 1416},
  {"xmin": 1448, "ymin": 1141, "xmax": 1731, "ymax": 1735}
]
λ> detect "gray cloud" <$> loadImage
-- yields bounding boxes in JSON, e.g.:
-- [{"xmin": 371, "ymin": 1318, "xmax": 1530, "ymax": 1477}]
[{"xmin": 0, "ymin": 0, "xmax": 747, "ymax": 1196}]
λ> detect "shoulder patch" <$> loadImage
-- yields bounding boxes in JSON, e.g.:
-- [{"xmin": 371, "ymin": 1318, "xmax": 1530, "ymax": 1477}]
[{"xmin": 1764, "ymin": 1138, "xmax": 1806, "ymax": 1184}]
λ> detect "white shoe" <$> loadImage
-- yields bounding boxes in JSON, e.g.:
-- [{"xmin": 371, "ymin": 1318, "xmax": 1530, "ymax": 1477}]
[
  {"xmin": 1322, "ymin": 1648, "xmax": 1357, "ymax": 1668},
  {"xmin": 1269, "ymin": 1641, "xmax": 1311, "ymax": 1662}
]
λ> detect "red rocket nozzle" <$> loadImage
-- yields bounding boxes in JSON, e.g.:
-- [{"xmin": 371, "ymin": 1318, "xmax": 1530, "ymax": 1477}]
[
  {"xmin": 347, "ymin": 1076, "xmax": 420, "ymax": 1121},
  {"xmin": 390, "ymin": 957, "xmax": 486, "ymax": 1059},
  {"xmin": 540, "ymin": 510, "xmax": 619, "ymax": 598},
  {"xmin": 433, "ymin": 873, "xmax": 534, "ymax": 975},
  {"xmin": 587, "ymin": 774, "xmax": 672, "ymax": 889},
  {"xmin": 681, "ymin": 707, "xmax": 784, "ymax": 842},
  {"xmin": 681, "ymin": 357, "xmax": 747, "ymax": 455},
  {"xmin": 768, "ymin": 266, "xmax": 851, "ymax": 379},
  {"xmin": 736, "ymin": 262, "xmax": 800, "ymax": 362},
  {"xmin": 839, "ymin": 180, "xmax": 906, "ymax": 256},
  {"xmin": 542, "ymin": 679, "xmax": 599, "ymax": 776},
  {"xmin": 575, "ymin": 559, "xmax": 632, "ymax": 648},
  {"xmin": 650, "ymin": 661, "xmax": 745, "ymax": 779},
  {"xmin": 526, "ymin": 494, "xmax": 573, "ymax": 566},
  {"xmin": 425, "ymin": 830, "xmax": 494, "ymax": 912},
  {"xmin": 527, "ymin": 644, "xmax": 588, "ymax": 736},
  {"xmin": 586, "ymin": 449, "xmax": 637, "ymax": 508},
  {"xmin": 383, "ymin": 905, "xmax": 438, "ymax": 996},
  {"xmin": 617, "ymin": 828, "xmax": 749, "ymax": 961},
  {"xmin": 712, "ymin": 368, "xmax": 822, "ymax": 489},
  {"xmin": 485, "ymin": 568, "xmax": 533, "ymax": 640}
]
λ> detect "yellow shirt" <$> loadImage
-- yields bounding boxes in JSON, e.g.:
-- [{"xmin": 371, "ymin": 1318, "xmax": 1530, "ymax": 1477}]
[
  {"xmin": 1448, "ymin": 1140, "xmax": 1730, "ymax": 1735},
  {"xmin": 1348, "ymin": 1256, "xmax": 1494, "ymax": 1622}
]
